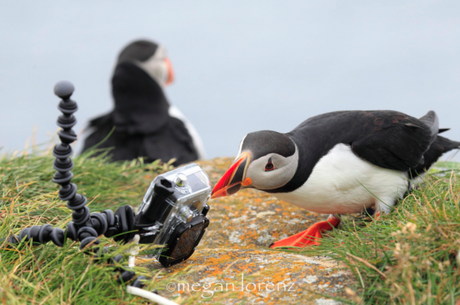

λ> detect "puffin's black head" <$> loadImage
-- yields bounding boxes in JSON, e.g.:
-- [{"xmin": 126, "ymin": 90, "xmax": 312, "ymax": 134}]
[
  {"xmin": 118, "ymin": 40, "xmax": 159, "ymax": 63},
  {"xmin": 116, "ymin": 39, "xmax": 174, "ymax": 86},
  {"xmin": 212, "ymin": 131, "xmax": 298, "ymax": 198}
]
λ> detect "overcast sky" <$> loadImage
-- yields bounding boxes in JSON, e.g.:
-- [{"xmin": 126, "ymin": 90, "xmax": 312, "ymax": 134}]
[{"xmin": 1, "ymin": 1, "xmax": 459, "ymax": 161}]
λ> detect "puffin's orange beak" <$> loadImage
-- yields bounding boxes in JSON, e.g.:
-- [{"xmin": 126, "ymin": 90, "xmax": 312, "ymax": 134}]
[
  {"xmin": 211, "ymin": 152, "xmax": 252, "ymax": 199},
  {"xmin": 164, "ymin": 57, "xmax": 174, "ymax": 86}
]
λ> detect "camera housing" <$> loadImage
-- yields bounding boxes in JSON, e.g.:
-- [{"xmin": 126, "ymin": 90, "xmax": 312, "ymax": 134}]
[{"xmin": 135, "ymin": 163, "xmax": 211, "ymax": 267}]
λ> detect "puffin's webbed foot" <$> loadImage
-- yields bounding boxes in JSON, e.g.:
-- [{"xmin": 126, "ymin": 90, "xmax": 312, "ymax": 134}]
[{"xmin": 270, "ymin": 214, "xmax": 341, "ymax": 249}]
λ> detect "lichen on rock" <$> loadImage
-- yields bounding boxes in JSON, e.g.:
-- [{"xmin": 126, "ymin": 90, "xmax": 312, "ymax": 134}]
[{"xmin": 144, "ymin": 158, "xmax": 355, "ymax": 304}]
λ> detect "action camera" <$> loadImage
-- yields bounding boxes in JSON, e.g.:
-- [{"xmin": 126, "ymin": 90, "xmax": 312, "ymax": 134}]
[{"xmin": 135, "ymin": 163, "xmax": 211, "ymax": 267}]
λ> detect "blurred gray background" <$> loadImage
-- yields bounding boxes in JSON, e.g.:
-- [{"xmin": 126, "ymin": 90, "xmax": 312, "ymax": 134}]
[{"xmin": 1, "ymin": 1, "xmax": 459, "ymax": 160}]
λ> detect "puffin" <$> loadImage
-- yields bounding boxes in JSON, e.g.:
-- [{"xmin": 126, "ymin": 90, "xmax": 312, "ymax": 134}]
[
  {"xmin": 81, "ymin": 40, "xmax": 206, "ymax": 165},
  {"xmin": 211, "ymin": 110, "xmax": 460, "ymax": 248}
]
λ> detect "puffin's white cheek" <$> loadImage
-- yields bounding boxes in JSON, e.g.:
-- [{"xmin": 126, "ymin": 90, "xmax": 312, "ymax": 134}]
[
  {"xmin": 152, "ymin": 61, "xmax": 169, "ymax": 85},
  {"xmin": 250, "ymin": 170, "xmax": 292, "ymax": 190},
  {"xmin": 139, "ymin": 59, "xmax": 169, "ymax": 86}
]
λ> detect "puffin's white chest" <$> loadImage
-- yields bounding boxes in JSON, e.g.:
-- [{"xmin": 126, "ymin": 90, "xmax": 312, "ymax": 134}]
[{"xmin": 273, "ymin": 144, "xmax": 408, "ymax": 214}]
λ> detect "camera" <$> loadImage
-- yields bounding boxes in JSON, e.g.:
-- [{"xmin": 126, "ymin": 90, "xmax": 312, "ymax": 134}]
[{"xmin": 135, "ymin": 163, "xmax": 211, "ymax": 267}]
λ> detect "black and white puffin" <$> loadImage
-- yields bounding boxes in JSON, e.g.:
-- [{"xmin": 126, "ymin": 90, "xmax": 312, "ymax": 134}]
[
  {"xmin": 81, "ymin": 40, "xmax": 206, "ymax": 165},
  {"xmin": 211, "ymin": 110, "xmax": 460, "ymax": 248}
]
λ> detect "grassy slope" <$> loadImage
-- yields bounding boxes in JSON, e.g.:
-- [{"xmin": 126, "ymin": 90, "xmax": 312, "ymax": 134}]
[
  {"xmin": 0, "ymin": 151, "xmax": 175, "ymax": 304},
  {"xmin": 1, "ymin": 151, "xmax": 459, "ymax": 304}
]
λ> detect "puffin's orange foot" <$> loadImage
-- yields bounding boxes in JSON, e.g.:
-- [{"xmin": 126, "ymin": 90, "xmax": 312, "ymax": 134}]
[{"xmin": 270, "ymin": 215, "xmax": 341, "ymax": 249}]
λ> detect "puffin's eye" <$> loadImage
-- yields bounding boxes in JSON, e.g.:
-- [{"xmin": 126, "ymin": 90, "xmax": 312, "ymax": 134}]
[{"xmin": 264, "ymin": 159, "xmax": 274, "ymax": 172}]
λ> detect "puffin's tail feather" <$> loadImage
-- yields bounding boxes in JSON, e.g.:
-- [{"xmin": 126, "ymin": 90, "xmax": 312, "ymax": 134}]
[
  {"xmin": 419, "ymin": 110, "xmax": 439, "ymax": 144},
  {"xmin": 438, "ymin": 128, "xmax": 450, "ymax": 134},
  {"xmin": 409, "ymin": 135, "xmax": 460, "ymax": 178}
]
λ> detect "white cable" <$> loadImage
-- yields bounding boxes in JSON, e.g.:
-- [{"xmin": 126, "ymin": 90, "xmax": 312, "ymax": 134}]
[
  {"xmin": 126, "ymin": 234, "xmax": 178, "ymax": 305},
  {"xmin": 128, "ymin": 234, "xmax": 140, "ymax": 268},
  {"xmin": 127, "ymin": 286, "xmax": 179, "ymax": 305}
]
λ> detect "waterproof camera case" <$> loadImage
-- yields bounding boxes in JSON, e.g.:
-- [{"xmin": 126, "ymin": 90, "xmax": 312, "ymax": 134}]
[{"xmin": 135, "ymin": 163, "xmax": 211, "ymax": 267}]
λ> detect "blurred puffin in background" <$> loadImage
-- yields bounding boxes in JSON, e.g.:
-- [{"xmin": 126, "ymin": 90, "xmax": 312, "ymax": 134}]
[
  {"xmin": 81, "ymin": 40, "xmax": 206, "ymax": 165},
  {"xmin": 211, "ymin": 110, "xmax": 459, "ymax": 248}
]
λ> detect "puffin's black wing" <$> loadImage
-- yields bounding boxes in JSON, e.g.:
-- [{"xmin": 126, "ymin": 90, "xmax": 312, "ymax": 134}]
[
  {"xmin": 276, "ymin": 110, "xmax": 457, "ymax": 194},
  {"xmin": 350, "ymin": 111, "xmax": 437, "ymax": 171}
]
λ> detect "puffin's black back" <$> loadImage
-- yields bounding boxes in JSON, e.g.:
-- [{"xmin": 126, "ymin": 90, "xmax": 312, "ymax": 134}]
[
  {"xmin": 81, "ymin": 115, "xmax": 198, "ymax": 165},
  {"xmin": 269, "ymin": 110, "xmax": 459, "ymax": 193},
  {"xmin": 81, "ymin": 51, "xmax": 199, "ymax": 165},
  {"xmin": 110, "ymin": 62, "xmax": 169, "ymax": 134}
]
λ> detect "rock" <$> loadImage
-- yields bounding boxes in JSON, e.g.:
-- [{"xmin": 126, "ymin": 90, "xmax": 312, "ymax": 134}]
[{"xmin": 142, "ymin": 158, "xmax": 355, "ymax": 304}]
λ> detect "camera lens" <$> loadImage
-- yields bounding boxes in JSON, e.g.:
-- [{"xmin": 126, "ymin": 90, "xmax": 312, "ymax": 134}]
[
  {"xmin": 170, "ymin": 222, "xmax": 207, "ymax": 259},
  {"xmin": 158, "ymin": 215, "xmax": 209, "ymax": 267}
]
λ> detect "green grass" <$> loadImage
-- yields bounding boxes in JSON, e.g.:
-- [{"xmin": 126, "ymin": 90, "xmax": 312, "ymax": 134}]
[
  {"xmin": 302, "ymin": 169, "xmax": 460, "ymax": 304},
  {"xmin": 0, "ymin": 149, "xmax": 180, "ymax": 304}
]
